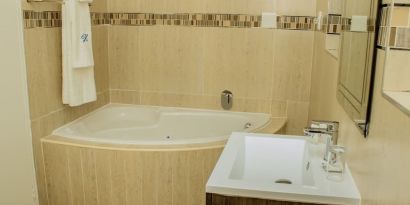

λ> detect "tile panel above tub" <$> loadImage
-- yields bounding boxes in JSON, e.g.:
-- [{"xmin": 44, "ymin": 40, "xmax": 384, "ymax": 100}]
[{"xmin": 23, "ymin": 10, "xmax": 362, "ymax": 34}]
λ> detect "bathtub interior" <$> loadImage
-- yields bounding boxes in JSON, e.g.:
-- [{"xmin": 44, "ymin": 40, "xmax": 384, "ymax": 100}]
[{"xmin": 53, "ymin": 104, "xmax": 272, "ymax": 145}]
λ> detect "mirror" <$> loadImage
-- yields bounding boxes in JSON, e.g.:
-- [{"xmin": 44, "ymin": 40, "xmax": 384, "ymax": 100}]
[
  {"xmin": 380, "ymin": 5, "xmax": 410, "ymax": 117},
  {"xmin": 337, "ymin": 0, "xmax": 379, "ymax": 136}
]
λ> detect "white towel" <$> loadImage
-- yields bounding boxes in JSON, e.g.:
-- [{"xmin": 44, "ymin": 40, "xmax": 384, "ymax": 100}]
[{"xmin": 62, "ymin": 0, "xmax": 96, "ymax": 107}]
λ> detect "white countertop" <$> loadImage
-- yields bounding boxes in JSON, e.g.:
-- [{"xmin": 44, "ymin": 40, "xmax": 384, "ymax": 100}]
[{"xmin": 206, "ymin": 132, "xmax": 361, "ymax": 205}]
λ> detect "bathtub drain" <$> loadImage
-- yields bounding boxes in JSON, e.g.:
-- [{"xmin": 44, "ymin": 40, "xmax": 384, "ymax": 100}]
[{"xmin": 166, "ymin": 136, "xmax": 171, "ymax": 140}]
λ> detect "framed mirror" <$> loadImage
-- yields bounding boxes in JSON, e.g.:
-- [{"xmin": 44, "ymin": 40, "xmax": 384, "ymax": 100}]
[{"xmin": 337, "ymin": 0, "xmax": 380, "ymax": 136}]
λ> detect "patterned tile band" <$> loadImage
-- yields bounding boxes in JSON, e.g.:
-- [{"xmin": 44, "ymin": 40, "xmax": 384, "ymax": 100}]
[
  {"xmin": 389, "ymin": 27, "xmax": 410, "ymax": 49},
  {"xmin": 23, "ymin": 10, "xmax": 363, "ymax": 34},
  {"xmin": 276, "ymin": 16, "xmax": 316, "ymax": 30},
  {"xmin": 378, "ymin": 7, "xmax": 391, "ymax": 47},
  {"xmin": 377, "ymin": 5, "xmax": 410, "ymax": 50},
  {"xmin": 108, "ymin": 13, "xmax": 261, "ymax": 28},
  {"xmin": 24, "ymin": 11, "xmax": 61, "ymax": 28}
]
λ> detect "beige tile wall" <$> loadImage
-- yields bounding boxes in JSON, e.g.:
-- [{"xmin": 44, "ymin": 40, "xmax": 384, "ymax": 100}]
[
  {"xmin": 310, "ymin": 2, "xmax": 410, "ymax": 204},
  {"xmin": 23, "ymin": 0, "xmax": 317, "ymax": 203},
  {"xmin": 107, "ymin": 0, "xmax": 316, "ymax": 135},
  {"xmin": 22, "ymin": 1, "xmax": 110, "ymax": 205}
]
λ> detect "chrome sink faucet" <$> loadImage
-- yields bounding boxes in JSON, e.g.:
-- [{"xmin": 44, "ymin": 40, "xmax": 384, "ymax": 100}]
[{"xmin": 304, "ymin": 120, "xmax": 339, "ymax": 161}]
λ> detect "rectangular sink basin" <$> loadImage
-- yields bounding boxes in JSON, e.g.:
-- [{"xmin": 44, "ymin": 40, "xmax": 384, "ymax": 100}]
[
  {"xmin": 229, "ymin": 136, "xmax": 314, "ymax": 186},
  {"xmin": 206, "ymin": 132, "xmax": 361, "ymax": 205}
]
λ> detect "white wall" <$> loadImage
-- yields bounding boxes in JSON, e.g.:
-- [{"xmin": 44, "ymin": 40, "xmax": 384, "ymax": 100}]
[{"xmin": 0, "ymin": 1, "xmax": 38, "ymax": 204}]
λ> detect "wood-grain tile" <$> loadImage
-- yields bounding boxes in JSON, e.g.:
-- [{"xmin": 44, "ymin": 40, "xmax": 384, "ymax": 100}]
[
  {"xmin": 42, "ymin": 141, "xmax": 225, "ymax": 205},
  {"xmin": 67, "ymin": 147, "xmax": 85, "ymax": 205},
  {"xmin": 95, "ymin": 149, "xmax": 113, "ymax": 205},
  {"xmin": 111, "ymin": 152, "xmax": 127, "ymax": 205},
  {"xmin": 80, "ymin": 149, "xmax": 99, "ymax": 205},
  {"xmin": 124, "ymin": 152, "xmax": 143, "ymax": 205},
  {"xmin": 43, "ymin": 143, "xmax": 72, "ymax": 205}
]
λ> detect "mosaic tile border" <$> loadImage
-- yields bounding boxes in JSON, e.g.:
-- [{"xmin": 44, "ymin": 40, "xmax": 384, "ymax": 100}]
[
  {"xmin": 108, "ymin": 13, "xmax": 261, "ymax": 28},
  {"xmin": 276, "ymin": 16, "xmax": 316, "ymax": 30},
  {"xmin": 377, "ymin": 5, "xmax": 410, "ymax": 50},
  {"xmin": 23, "ymin": 10, "xmax": 320, "ymax": 31},
  {"xmin": 23, "ymin": 10, "xmax": 61, "ymax": 28},
  {"xmin": 23, "ymin": 10, "xmax": 371, "ymax": 34},
  {"xmin": 378, "ymin": 7, "xmax": 392, "ymax": 47}
]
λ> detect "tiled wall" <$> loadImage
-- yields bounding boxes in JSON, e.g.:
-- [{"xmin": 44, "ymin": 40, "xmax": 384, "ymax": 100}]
[
  {"xmin": 22, "ymin": 0, "xmax": 374, "ymax": 204},
  {"xmin": 106, "ymin": 0, "xmax": 318, "ymax": 136},
  {"xmin": 22, "ymin": 1, "xmax": 370, "ymax": 135},
  {"xmin": 20, "ymin": 0, "xmax": 385, "ymax": 205},
  {"xmin": 309, "ymin": 0, "xmax": 410, "ymax": 204},
  {"xmin": 20, "ymin": 1, "xmax": 323, "ymax": 203},
  {"xmin": 21, "ymin": 1, "xmax": 109, "ymax": 205}
]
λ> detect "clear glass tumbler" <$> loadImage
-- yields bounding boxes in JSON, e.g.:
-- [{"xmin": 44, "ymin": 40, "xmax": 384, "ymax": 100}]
[{"xmin": 325, "ymin": 145, "xmax": 346, "ymax": 181}]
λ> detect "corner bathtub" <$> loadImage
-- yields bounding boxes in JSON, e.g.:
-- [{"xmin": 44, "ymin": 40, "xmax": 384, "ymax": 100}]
[
  {"xmin": 41, "ymin": 104, "xmax": 286, "ymax": 205},
  {"xmin": 53, "ymin": 104, "xmax": 272, "ymax": 146}
]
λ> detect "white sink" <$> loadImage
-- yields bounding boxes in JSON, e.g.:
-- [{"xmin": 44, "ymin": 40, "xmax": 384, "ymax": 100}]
[{"xmin": 206, "ymin": 132, "xmax": 361, "ymax": 205}]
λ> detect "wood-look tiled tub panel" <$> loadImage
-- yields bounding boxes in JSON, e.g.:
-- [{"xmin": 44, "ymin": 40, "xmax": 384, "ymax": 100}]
[{"xmin": 41, "ymin": 140, "xmax": 223, "ymax": 205}]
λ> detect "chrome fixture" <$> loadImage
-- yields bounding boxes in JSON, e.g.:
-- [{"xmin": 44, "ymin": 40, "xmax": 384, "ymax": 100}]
[
  {"xmin": 244, "ymin": 122, "xmax": 252, "ymax": 129},
  {"xmin": 304, "ymin": 120, "xmax": 339, "ymax": 162},
  {"xmin": 221, "ymin": 90, "xmax": 233, "ymax": 110}
]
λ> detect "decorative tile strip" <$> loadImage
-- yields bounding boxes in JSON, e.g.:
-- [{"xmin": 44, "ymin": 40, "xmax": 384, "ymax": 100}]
[
  {"xmin": 389, "ymin": 27, "xmax": 410, "ymax": 48},
  {"xmin": 23, "ymin": 10, "xmax": 357, "ymax": 33},
  {"xmin": 23, "ymin": 11, "xmax": 109, "ymax": 28},
  {"xmin": 91, "ymin": 12, "xmax": 111, "ymax": 25},
  {"xmin": 321, "ymin": 14, "xmax": 343, "ymax": 34},
  {"xmin": 377, "ymin": 5, "xmax": 410, "ymax": 49},
  {"xmin": 109, "ymin": 13, "xmax": 261, "ymax": 28},
  {"xmin": 377, "ymin": 7, "xmax": 391, "ymax": 47},
  {"xmin": 23, "ymin": 10, "xmax": 61, "ymax": 28},
  {"xmin": 276, "ymin": 16, "xmax": 316, "ymax": 30}
]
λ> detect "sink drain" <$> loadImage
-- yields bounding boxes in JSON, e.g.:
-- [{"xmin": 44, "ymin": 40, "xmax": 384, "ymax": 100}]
[{"xmin": 275, "ymin": 179, "xmax": 292, "ymax": 184}]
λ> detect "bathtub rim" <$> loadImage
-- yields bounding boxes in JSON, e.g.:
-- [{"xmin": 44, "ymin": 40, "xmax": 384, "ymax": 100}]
[
  {"xmin": 54, "ymin": 103, "xmax": 274, "ymax": 131},
  {"xmin": 41, "ymin": 134, "xmax": 228, "ymax": 152},
  {"xmin": 46, "ymin": 103, "xmax": 287, "ymax": 151},
  {"xmin": 42, "ymin": 116, "xmax": 287, "ymax": 151}
]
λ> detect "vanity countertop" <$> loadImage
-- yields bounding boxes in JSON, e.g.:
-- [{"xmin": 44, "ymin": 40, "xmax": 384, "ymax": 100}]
[{"xmin": 206, "ymin": 132, "xmax": 361, "ymax": 205}]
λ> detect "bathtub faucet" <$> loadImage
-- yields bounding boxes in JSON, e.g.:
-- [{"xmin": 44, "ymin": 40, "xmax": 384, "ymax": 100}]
[
  {"xmin": 221, "ymin": 90, "xmax": 233, "ymax": 110},
  {"xmin": 304, "ymin": 120, "xmax": 339, "ymax": 162}
]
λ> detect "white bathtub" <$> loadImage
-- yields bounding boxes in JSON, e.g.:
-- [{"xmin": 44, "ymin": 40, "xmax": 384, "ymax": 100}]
[{"xmin": 53, "ymin": 104, "xmax": 272, "ymax": 145}]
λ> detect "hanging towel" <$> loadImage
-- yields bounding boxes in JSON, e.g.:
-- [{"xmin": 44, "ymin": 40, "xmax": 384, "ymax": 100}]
[{"xmin": 62, "ymin": 0, "xmax": 96, "ymax": 107}]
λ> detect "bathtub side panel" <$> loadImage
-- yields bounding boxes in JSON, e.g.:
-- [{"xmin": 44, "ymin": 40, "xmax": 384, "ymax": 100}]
[
  {"xmin": 42, "ymin": 141, "xmax": 224, "ymax": 205},
  {"xmin": 43, "ymin": 143, "xmax": 73, "ymax": 205}
]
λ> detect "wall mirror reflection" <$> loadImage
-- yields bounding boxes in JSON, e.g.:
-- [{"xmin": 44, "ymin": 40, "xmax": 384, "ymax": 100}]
[
  {"xmin": 337, "ymin": 0, "xmax": 379, "ymax": 136},
  {"xmin": 379, "ymin": 4, "xmax": 410, "ymax": 117}
]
